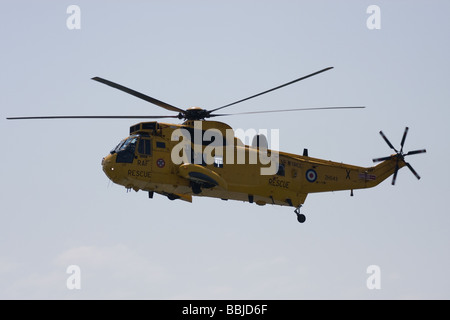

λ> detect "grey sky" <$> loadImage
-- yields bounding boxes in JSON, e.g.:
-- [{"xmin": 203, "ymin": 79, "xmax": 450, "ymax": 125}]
[{"xmin": 1, "ymin": 0, "xmax": 449, "ymax": 299}]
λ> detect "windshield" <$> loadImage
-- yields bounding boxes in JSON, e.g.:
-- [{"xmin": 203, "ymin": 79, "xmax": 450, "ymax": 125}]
[
  {"xmin": 112, "ymin": 136, "xmax": 138, "ymax": 164},
  {"xmin": 119, "ymin": 137, "xmax": 138, "ymax": 151},
  {"xmin": 112, "ymin": 141, "xmax": 125, "ymax": 153},
  {"xmin": 112, "ymin": 136, "xmax": 138, "ymax": 153}
]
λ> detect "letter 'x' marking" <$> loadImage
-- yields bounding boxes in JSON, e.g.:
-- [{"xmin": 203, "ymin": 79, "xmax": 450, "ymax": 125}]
[{"xmin": 346, "ymin": 169, "xmax": 351, "ymax": 180}]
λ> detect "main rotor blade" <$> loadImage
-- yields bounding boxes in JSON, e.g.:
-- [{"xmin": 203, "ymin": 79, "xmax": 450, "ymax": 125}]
[
  {"xmin": 405, "ymin": 149, "xmax": 427, "ymax": 156},
  {"xmin": 7, "ymin": 115, "xmax": 179, "ymax": 120},
  {"xmin": 209, "ymin": 106, "xmax": 365, "ymax": 117},
  {"xmin": 92, "ymin": 77, "xmax": 185, "ymax": 114},
  {"xmin": 405, "ymin": 162, "xmax": 421, "ymax": 180},
  {"xmin": 400, "ymin": 127, "xmax": 409, "ymax": 152},
  {"xmin": 209, "ymin": 67, "xmax": 334, "ymax": 113},
  {"xmin": 379, "ymin": 131, "xmax": 397, "ymax": 152}
]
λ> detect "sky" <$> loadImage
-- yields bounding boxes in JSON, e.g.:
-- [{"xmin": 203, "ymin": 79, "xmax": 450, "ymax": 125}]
[{"xmin": 1, "ymin": 0, "xmax": 449, "ymax": 299}]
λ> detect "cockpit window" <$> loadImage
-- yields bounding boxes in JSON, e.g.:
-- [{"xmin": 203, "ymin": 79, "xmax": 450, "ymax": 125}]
[
  {"xmin": 111, "ymin": 141, "xmax": 124, "ymax": 153},
  {"xmin": 112, "ymin": 137, "xmax": 137, "ymax": 152},
  {"xmin": 114, "ymin": 136, "xmax": 138, "ymax": 163},
  {"xmin": 119, "ymin": 137, "xmax": 137, "ymax": 151}
]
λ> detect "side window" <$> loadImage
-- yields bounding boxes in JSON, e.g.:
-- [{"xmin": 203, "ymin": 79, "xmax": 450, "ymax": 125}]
[
  {"xmin": 214, "ymin": 156, "xmax": 223, "ymax": 168},
  {"xmin": 156, "ymin": 141, "xmax": 166, "ymax": 149},
  {"xmin": 138, "ymin": 138, "xmax": 151, "ymax": 155},
  {"xmin": 276, "ymin": 164, "xmax": 285, "ymax": 176},
  {"xmin": 138, "ymin": 139, "xmax": 144, "ymax": 154}
]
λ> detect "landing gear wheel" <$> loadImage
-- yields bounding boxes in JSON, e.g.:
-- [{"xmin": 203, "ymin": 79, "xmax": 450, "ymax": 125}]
[
  {"xmin": 294, "ymin": 205, "xmax": 306, "ymax": 223},
  {"xmin": 296, "ymin": 213, "xmax": 306, "ymax": 223}
]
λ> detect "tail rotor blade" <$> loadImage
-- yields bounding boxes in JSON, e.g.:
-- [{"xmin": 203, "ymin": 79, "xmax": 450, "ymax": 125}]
[
  {"xmin": 380, "ymin": 131, "xmax": 397, "ymax": 152},
  {"xmin": 405, "ymin": 162, "xmax": 421, "ymax": 180},
  {"xmin": 372, "ymin": 156, "xmax": 393, "ymax": 163},
  {"xmin": 392, "ymin": 157, "xmax": 401, "ymax": 185},
  {"xmin": 405, "ymin": 149, "xmax": 427, "ymax": 156},
  {"xmin": 400, "ymin": 127, "xmax": 409, "ymax": 152},
  {"xmin": 392, "ymin": 166, "xmax": 399, "ymax": 185}
]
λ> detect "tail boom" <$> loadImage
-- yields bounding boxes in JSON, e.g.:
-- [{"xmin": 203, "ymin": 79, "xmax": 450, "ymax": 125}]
[{"xmin": 298, "ymin": 156, "xmax": 404, "ymax": 194}]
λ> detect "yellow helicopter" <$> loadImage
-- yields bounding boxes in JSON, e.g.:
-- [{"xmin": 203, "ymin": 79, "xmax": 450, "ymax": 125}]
[{"xmin": 7, "ymin": 67, "xmax": 426, "ymax": 223}]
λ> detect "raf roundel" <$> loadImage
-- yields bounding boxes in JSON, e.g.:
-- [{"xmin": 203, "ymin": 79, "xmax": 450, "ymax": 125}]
[
  {"xmin": 156, "ymin": 158, "xmax": 165, "ymax": 168},
  {"xmin": 306, "ymin": 169, "xmax": 317, "ymax": 183}
]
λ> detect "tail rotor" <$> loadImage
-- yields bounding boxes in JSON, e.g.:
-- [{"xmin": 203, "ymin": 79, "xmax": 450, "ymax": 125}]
[{"xmin": 372, "ymin": 127, "xmax": 426, "ymax": 185}]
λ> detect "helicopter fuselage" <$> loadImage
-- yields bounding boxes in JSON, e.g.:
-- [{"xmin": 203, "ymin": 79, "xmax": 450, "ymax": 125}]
[{"xmin": 101, "ymin": 120, "xmax": 404, "ymax": 209}]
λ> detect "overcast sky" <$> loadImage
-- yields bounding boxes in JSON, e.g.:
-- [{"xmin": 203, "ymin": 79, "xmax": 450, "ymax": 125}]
[{"xmin": 1, "ymin": 0, "xmax": 449, "ymax": 299}]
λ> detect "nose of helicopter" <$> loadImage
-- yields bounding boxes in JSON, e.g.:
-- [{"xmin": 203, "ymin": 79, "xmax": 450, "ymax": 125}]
[{"xmin": 102, "ymin": 154, "xmax": 117, "ymax": 180}]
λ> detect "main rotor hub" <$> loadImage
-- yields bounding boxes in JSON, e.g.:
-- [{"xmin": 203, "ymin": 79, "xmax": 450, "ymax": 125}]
[{"xmin": 180, "ymin": 107, "xmax": 210, "ymax": 120}]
